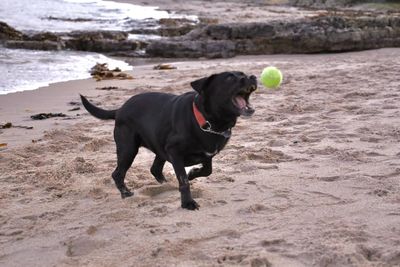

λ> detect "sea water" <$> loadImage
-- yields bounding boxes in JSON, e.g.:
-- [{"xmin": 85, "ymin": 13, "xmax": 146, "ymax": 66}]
[
  {"xmin": 0, "ymin": 0, "xmax": 195, "ymax": 95},
  {"xmin": 0, "ymin": 48, "xmax": 132, "ymax": 95},
  {"xmin": 0, "ymin": 0, "xmax": 176, "ymax": 33}
]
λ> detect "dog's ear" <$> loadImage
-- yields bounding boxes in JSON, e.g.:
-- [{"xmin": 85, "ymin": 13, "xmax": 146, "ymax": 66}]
[{"xmin": 190, "ymin": 75, "xmax": 215, "ymax": 94}]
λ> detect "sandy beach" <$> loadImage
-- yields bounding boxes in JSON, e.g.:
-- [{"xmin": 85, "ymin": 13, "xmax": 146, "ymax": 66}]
[{"xmin": 1, "ymin": 47, "xmax": 400, "ymax": 266}]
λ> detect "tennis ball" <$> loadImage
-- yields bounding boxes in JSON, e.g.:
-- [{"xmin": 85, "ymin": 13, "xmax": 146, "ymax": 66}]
[{"xmin": 260, "ymin": 66, "xmax": 283, "ymax": 89}]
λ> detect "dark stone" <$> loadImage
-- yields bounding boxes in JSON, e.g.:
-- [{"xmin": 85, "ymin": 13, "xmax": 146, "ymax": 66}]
[
  {"xmin": 0, "ymin": 25, "xmax": 145, "ymax": 53},
  {"xmin": 30, "ymin": 113, "xmax": 67, "ymax": 120},
  {"xmin": 202, "ymin": 23, "xmax": 275, "ymax": 40},
  {"xmin": 289, "ymin": 0, "xmax": 361, "ymax": 8},
  {"xmin": 5, "ymin": 40, "xmax": 61, "ymax": 50},
  {"xmin": 64, "ymin": 31, "xmax": 140, "ymax": 52},
  {"xmin": 66, "ymin": 39, "xmax": 139, "ymax": 52},
  {"xmin": 146, "ymin": 14, "xmax": 400, "ymax": 58},
  {"xmin": 130, "ymin": 18, "xmax": 197, "ymax": 37},
  {"xmin": 158, "ymin": 24, "xmax": 196, "ymax": 37},
  {"xmin": 146, "ymin": 39, "xmax": 236, "ymax": 58},
  {"xmin": 67, "ymin": 31, "xmax": 128, "ymax": 41},
  {"xmin": 290, "ymin": 0, "xmax": 400, "ymax": 8},
  {"xmin": 0, "ymin": 21, "xmax": 24, "ymax": 40},
  {"xmin": 158, "ymin": 18, "xmax": 197, "ymax": 37},
  {"xmin": 0, "ymin": 24, "xmax": 63, "ymax": 50},
  {"xmin": 28, "ymin": 32, "xmax": 60, "ymax": 42}
]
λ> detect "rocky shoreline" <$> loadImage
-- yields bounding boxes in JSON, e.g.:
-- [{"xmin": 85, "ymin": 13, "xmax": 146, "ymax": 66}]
[
  {"xmin": 148, "ymin": 12, "xmax": 400, "ymax": 58},
  {"xmin": 1, "ymin": 2, "xmax": 400, "ymax": 58},
  {"xmin": 0, "ymin": 18, "xmax": 196, "ymax": 53}
]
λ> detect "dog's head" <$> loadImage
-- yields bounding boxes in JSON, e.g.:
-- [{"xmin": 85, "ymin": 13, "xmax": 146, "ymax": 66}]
[{"xmin": 191, "ymin": 71, "xmax": 257, "ymax": 118}]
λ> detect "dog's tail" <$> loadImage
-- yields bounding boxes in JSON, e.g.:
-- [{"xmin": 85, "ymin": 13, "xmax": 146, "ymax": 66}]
[{"xmin": 80, "ymin": 95, "xmax": 116, "ymax": 120}]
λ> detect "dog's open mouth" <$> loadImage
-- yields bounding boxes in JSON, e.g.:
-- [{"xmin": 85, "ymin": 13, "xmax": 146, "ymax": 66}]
[{"xmin": 233, "ymin": 85, "xmax": 256, "ymax": 116}]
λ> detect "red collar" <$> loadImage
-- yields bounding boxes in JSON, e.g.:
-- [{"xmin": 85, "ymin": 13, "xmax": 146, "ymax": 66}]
[
  {"xmin": 192, "ymin": 101, "xmax": 207, "ymax": 128},
  {"xmin": 192, "ymin": 97, "xmax": 232, "ymax": 138}
]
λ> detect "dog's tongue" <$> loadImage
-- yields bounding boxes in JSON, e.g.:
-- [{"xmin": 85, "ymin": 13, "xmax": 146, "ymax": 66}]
[{"xmin": 235, "ymin": 96, "xmax": 247, "ymax": 109}]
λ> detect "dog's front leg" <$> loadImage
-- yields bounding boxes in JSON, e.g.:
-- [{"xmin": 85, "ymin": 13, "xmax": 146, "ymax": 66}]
[
  {"xmin": 188, "ymin": 158, "xmax": 212, "ymax": 180},
  {"xmin": 167, "ymin": 148, "xmax": 199, "ymax": 210}
]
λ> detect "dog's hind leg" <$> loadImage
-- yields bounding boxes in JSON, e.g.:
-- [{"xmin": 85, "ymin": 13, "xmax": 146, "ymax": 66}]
[
  {"xmin": 112, "ymin": 125, "xmax": 139, "ymax": 198},
  {"xmin": 188, "ymin": 158, "xmax": 212, "ymax": 180},
  {"xmin": 150, "ymin": 155, "xmax": 167, "ymax": 184}
]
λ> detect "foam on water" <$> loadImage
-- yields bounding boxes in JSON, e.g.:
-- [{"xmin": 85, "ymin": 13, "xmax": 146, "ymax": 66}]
[
  {"xmin": 0, "ymin": 0, "xmax": 196, "ymax": 33},
  {"xmin": 0, "ymin": 48, "xmax": 132, "ymax": 95},
  {"xmin": 0, "ymin": 0, "xmax": 197, "ymax": 95}
]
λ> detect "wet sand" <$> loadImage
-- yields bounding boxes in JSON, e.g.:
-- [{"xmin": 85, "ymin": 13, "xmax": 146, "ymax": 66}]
[{"xmin": 1, "ymin": 49, "xmax": 400, "ymax": 266}]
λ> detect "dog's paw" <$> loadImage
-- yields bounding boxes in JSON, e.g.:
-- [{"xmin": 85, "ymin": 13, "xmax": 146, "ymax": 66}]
[
  {"xmin": 120, "ymin": 189, "xmax": 134, "ymax": 199},
  {"xmin": 187, "ymin": 168, "xmax": 199, "ymax": 181},
  {"xmin": 188, "ymin": 166, "xmax": 212, "ymax": 180},
  {"xmin": 188, "ymin": 167, "xmax": 205, "ymax": 180},
  {"xmin": 181, "ymin": 199, "xmax": 200, "ymax": 210},
  {"xmin": 154, "ymin": 175, "xmax": 167, "ymax": 184}
]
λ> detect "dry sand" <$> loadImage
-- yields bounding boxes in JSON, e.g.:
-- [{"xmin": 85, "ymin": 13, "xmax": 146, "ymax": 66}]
[{"xmin": 1, "ymin": 48, "xmax": 400, "ymax": 267}]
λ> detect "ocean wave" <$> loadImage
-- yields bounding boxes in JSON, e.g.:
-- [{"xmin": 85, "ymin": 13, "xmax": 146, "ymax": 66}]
[
  {"xmin": 0, "ymin": 0, "xmax": 196, "ymax": 33},
  {"xmin": 0, "ymin": 47, "xmax": 132, "ymax": 95}
]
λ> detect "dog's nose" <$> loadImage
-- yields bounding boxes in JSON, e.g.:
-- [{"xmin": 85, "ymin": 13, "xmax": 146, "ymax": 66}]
[{"xmin": 249, "ymin": 75, "xmax": 257, "ymax": 83}]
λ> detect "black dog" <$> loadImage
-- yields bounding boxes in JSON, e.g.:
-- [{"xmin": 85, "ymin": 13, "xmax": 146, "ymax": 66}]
[{"xmin": 80, "ymin": 71, "xmax": 257, "ymax": 210}]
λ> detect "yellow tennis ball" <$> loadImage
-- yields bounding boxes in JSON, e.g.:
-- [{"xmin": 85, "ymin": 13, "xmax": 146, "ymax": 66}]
[{"xmin": 260, "ymin": 66, "xmax": 283, "ymax": 89}]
